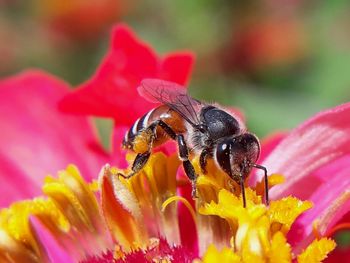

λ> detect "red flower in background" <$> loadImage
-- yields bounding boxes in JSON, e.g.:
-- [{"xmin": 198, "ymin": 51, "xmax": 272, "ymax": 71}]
[
  {"xmin": 35, "ymin": 0, "xmax": 127, "ymax": 42},
  {"xmin": 59, "ymin": 24, "xmax": 194, "ymax": 127},
  {"xmin": 224, "ymin": 15, "xmax": 307, "ymax": 73}
]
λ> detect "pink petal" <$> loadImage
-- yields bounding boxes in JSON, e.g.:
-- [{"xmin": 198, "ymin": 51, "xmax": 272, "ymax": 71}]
[
  {"xmin": 0, "ymin": 153, "xmax": 39, "ymax": 203},
  {"xmin": 30, "ymin": 217, "xmax": 74, "ymax": 263},
  {"xmin": 0, "ymin": 70, "xmax": 110, "ymax": 207},
  {"xmin": 288, "ymin": 155, "xmax": 350, "ymax": 248},
  {"xmin": 258, "ymin": 132, "xmax": 288, "ymax": 163},
  {"xmin": 261, "ymin": 102, "xmax": 350, "ymax": 200},
  {"xmin": 59, "ymin": 24, "xmax": 194, "ymax": 126}
]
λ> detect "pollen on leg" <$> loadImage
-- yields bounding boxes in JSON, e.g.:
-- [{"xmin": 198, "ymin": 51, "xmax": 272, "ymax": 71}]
[{"xmin": 133, "ymin": 130, "xmax": 153, "ymax": 153}]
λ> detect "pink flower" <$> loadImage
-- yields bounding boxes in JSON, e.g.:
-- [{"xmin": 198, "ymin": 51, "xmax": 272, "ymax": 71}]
[
  {"xmin": 0, "ymin": 23, "xmax": 347, "ymax": 262},
  {"xmin": 252, "ymin": 104, "xmax": 350, "ymax": 260},
  {"xmin": 0, "ymin": 70, "xmax": 111, "ymax": 207}
]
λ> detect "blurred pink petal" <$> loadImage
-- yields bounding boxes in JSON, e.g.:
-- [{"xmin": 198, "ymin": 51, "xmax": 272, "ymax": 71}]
[
  {"xmin": 0, "ymin": 70, "xmax": 110, "ymax": 207},
  {"xmin": 30, "ymin": 217, "xmax": 74, "ymax": 263}
]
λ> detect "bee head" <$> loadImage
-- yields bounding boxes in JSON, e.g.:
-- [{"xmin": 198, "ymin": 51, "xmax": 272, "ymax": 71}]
[{"xmin": 215, "ymin": 133, "xmax": 260, "ymax": 179}]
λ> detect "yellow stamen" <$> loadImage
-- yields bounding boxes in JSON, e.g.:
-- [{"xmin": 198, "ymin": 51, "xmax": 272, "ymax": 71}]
[
  {"xmin": 99, "ymin": 152, "xmax": 182, "ymax": 250},
  {"xmin": 162, "ymin": 196, "xmax": 197, "ymax": 225},
  {"xmin": 255, "ymin": 174, "xmax": 285, "ymax": 196},
  {"xmin": 0, "ymin": 165, "xmax": 110, "ymax": 262},
  {"xmin": 0, "ymin": 152, "xmax": 339, "ymax": 262},
  {"xmin": 198, "ymin": 244, "xmax": 240, "ymax": 263},
  {"xmin": 268, "ymin": 197, "xmax": 313, "ymax": 235},
  {"xmin": 297, "ymin": 238, "xmax": 336, "ymax": 263},
  {"xmin": 268, "ymin": 232, "xmax": 292, "ymax": 263}
]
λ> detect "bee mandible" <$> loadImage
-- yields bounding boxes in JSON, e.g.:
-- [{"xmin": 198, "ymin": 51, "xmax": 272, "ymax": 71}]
[{"xmin": 120, "ymin": 79, "xmax": 269, "ymax": 207}]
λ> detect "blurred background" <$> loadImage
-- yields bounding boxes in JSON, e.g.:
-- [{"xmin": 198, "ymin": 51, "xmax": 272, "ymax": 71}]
[
  {"xmin": 1, "ymin": 0, "xmax": 350, "ymax": 250},
  {"xmin": 1, "ymin": 0, "xmax": 350, "ymax": 137}
]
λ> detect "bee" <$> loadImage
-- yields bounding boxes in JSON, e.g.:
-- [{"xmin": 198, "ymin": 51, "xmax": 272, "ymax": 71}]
[{"xmin": 120, "ymin": 79, "xmax": 269, "ymax": 207}]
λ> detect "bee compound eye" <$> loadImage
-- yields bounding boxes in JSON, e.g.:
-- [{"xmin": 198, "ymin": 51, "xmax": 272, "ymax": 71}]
[{"xmin": 215, "ymin": 141, "xmax": 232, "ymax": 176}]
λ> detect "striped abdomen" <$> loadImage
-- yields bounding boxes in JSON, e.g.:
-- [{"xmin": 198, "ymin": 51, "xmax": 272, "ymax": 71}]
[{"xmin": 122, "ymin": 105, "xmax": 187, "ymax": 152}]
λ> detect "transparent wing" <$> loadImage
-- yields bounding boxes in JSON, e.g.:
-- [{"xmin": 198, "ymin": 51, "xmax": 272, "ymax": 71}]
[{"xmin": 138, "ymin": 79, "xmax": 203, "ymax": 127}]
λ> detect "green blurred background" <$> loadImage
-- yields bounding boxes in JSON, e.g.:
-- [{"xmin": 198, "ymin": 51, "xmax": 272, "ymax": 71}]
[{"xmin": 1, "ymin": 0, "xmax": 350, "ymax": 139}]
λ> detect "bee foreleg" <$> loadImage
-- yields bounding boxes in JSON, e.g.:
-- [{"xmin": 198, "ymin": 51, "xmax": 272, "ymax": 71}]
[
  {"xmin": 177, "ymin": 134, "xmax": 198, "ymax": 199},
  {"xmin": 118, "ymin": 152, "xmax": 151, "ymax": 179},
  {"xmin": 253, "ymin": 164, "xmax": 269, "ymax": 206},
  {"xmin": 239, "ymin": 173, "xmax": 247, "ymax": 208},
  {"xmin": 199, "ymin": 149, "xmax": 210, "ymax": 174}
]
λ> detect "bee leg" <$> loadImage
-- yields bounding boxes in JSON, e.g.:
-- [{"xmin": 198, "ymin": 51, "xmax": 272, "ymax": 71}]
[
  {"xmin": 154, "ymin": 120, "xmax": 176, "ymax": 139},
  {"xmin": 177, "ymin": 134, "xmax": 198, "ymax": 199},
  {"xmin": 253, "ymin": 164, "xmax": 269, "ymax": 206},
  {"xmin": 239, "ymin": 173, "xmax": 247, "ymax": 208},
  {"xmin": 118, "ymin": 152, "xmax": 151, "ymax": 179},
  {"xmin": 199, "ymin": 149, "xmax": 210, "ymax": 174},
  {"xmin": 151, "ymin": 120, "xmax": 198, "ymax": 198}
]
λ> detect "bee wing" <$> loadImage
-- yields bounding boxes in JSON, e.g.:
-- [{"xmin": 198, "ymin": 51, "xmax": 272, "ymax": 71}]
[{"xmin": 138, "ymin": 79, "xmax": 202, "ymax": 127}]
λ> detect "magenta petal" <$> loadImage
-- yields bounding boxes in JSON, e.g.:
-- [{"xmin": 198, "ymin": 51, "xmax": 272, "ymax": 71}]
[
  {"xmin": 261, "ymin": 102, "xmax": 350, "ymax": 199},
  {"xmin": 30, "ymin": 217, "xmax": 74, "ymax": 263},
  {"xmin": 0, "ymin": 70, "xmax": 110, "ymax": 207},
  {"xmin": 288, "ymin": 156, "xmax": 350, "ymax": 248},
  {"xmin": 258, "ymin": 132, "xmax": 287, "ymax": 164},
  {"xmin": 0, "ymin": 153, "xmax": 40, "ymax": 205}
]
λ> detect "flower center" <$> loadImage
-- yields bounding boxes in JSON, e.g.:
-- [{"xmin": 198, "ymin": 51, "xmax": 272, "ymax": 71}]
[{"xmin": 0, "ymin": 153, "xmax": 337, "ymax": 262}]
